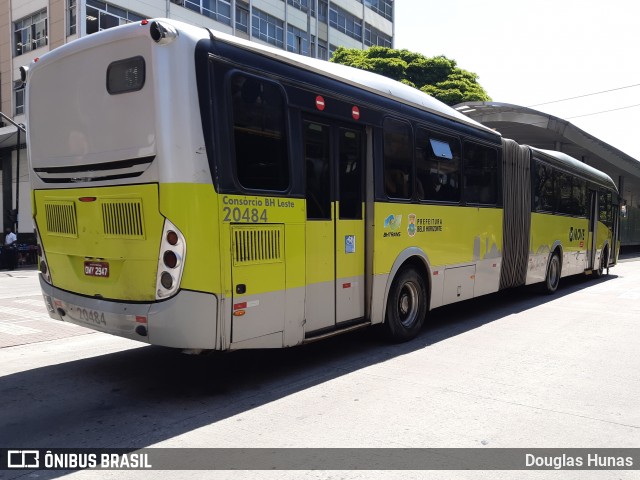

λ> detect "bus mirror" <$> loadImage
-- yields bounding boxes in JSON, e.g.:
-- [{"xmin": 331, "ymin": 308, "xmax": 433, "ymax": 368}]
[{"xmin": 150, "ymin": 21, "xmax": 178, "ymax": 45}]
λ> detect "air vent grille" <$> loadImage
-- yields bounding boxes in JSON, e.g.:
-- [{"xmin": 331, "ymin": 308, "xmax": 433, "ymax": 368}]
[
  {"xmin": 232, "ymin": 225, "xmax": 283, "ymax": 266},
  {"xmin": 102, "ymin": 200, "xmax": 145, "ymax": 238},
  {"xmin": 44, "ymin": 201, "xmax": 78, "ymax": 237}
]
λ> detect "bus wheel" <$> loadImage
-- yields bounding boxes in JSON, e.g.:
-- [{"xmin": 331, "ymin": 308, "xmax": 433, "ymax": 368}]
[
  {"xmin": 384, "ymin": 266, "xmax": 427, "ymax": 342},
  {"xmin": 544, "ymin": 253, "xmax": 561, "ymax": 294},
  {"xmin": 595, "ymin": 247, "xmax": 608, "ymax": 278}
]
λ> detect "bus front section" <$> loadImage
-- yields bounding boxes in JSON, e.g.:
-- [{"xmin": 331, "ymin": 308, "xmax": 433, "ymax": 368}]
[{"xmin": 26, "ymin": 21, "xmax": 221, "ymax": 350}]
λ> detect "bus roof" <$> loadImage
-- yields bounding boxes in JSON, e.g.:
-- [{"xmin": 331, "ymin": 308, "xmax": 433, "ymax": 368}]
[
  {"xmin": 531, "ymin": 147, "xmax": 618, "ymax": 191},
  {"xmin": 25, "ymin": 19, "xmax": 497, "ymax": 138},
  {"xmin": 203, "ymin": 26, "xmax": 499, "ymax": 137}
]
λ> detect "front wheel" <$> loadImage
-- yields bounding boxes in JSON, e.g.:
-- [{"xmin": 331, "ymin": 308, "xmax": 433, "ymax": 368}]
[
  {"xmin": 543, "ymin": 253, "xmax": 561, "ymax": 294},
  {"xmin": 384, "ymin": 266, "xmax": 428, "ymax": 342}
]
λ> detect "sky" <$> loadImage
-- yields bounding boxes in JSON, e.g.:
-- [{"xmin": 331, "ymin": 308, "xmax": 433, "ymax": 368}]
[{"xmin": 394, "ymin": 0, "xmax": 640, "ymax": 160}]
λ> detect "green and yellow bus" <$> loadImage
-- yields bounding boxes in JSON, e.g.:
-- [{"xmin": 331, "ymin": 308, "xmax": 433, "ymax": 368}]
[{"xmin": 24, "ymin": 19, "xmax": 619, "ymax": 351}]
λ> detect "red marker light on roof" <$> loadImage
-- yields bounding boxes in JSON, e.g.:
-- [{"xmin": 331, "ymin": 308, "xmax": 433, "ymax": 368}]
[
  {"xmin": 141, "ymin": 19, "xmax": 149, "ymax": 25},
  {"xmin": 34, "ymin": 57, "xmax": 39, "ymax": 62}
]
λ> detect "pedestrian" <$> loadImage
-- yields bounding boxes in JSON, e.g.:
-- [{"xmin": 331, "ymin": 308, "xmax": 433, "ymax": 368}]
[{"xmin": 3, "ymin": 227, "xmax": 18, "ymax": 270}]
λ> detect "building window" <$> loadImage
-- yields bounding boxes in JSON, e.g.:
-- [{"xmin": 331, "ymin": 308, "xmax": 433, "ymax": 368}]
[
  {"xmin": 252, "ymin": 8, "xmax": 284, "ymax": 48},
  {"xmin": 235, "ymin": 0, "xmax": 249, "ymax": 33},
  {"xmin": 317, "ymin": 39, "xmax": 328, "ymax": 60},
  {"xmin": 318, "ymin": 0, "xmax": 328, "ymax": 23},
  {"xmin": 86, "ymin": 0, "xmax": 144, "ymax": 35},
  {"xmin": 68, "ymin": 0, "xmax": 77, "ymax": 36},
  {"xmin": 287, "ymin": 25, "xmax": 309, "ymax": 56},
  {"xmin": 183, "ymin": 0, "xmax": 231, "ymax": 25},
  {"xmin": 364, "ymin": 23, "xmax": 392, "ymax": 48},
  {"xmin": 14, "ymin": 9, "xmax": 48, "ymax": 57},
  {"xmin": 329, "ymin": 5, "xmax": 362, "ymax": 42},
  {"xmin": 287, "ymin": 0, "xmax": 309, "ymax": 14},
  {"xmin": 14, "ymin": 82, "xmax": 25, "ymax": 116},
  {"xmin": 364, "ymin": 0, "xmax": 393, "ymax": 22}
]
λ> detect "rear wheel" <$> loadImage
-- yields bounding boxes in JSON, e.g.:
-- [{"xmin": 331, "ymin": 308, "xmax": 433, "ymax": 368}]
[
  {"xmin": 543, "ymin": 253, "xmax": 561, "ymax": 294},
  {"xmin": 384, "ymin": 266, "xmax": 427, "ymax": 342},
  {"xmin": 594, "ymin": 246, "xmax": 609, "ymax": 278}
]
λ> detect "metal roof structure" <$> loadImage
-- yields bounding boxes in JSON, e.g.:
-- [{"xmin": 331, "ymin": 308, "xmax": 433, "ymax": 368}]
[
  {"xmin": 453, "ymin": 102, "xmax": 640, "ymax": 206},
  {"xmin": 0, "ymin": 124, "xmax": 21, "ymax": 150}
]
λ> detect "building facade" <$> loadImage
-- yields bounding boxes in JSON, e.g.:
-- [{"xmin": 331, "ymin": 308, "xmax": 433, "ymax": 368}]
[{"xmin": 0, "ymin": 0, "xmax": 394, "ymax": 237}]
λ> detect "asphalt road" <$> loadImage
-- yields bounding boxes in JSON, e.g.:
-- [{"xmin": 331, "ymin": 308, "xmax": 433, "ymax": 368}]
[{"xmin": 1, "ymin": 258, "xmax": 639, "ymax": 480}]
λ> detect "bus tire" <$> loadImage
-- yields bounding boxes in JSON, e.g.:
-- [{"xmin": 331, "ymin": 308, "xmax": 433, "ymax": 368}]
[
  {"xmin": 544, "ymin": 252, "xmax": 561, "ymax": 294},
  {"xmin": 384, "ymin": 266, "xmax": 427, "ymax": 342},
  {"xmin": 595, "ymin": 247, "xmax": 608, "ymax": 278}
]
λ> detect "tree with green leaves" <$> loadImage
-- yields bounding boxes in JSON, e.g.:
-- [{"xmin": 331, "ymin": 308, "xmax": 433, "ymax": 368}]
[{"xmin": 330, "ymin": 46, "xmax": 491, "ymax": 106}]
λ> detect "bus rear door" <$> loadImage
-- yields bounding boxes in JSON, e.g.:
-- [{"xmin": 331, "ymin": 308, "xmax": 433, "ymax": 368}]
[{"xmin": 303, "ymin": 119, "xmax": 366, "ymax": 334}]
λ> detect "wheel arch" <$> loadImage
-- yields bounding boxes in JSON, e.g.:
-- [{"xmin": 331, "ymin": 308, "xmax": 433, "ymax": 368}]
[
  {"xmin": 547, "ymin": 241, "xmax": 564, "ymax": 274},
  {"xmin": 381, "ymin": 247, "xmax": 432, "ymax": 325}
]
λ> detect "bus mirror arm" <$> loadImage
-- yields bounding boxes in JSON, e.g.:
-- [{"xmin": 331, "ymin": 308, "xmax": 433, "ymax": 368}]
[{"xmin": 149, "ymin": 21, "xmax": 178, "ymax": 45}]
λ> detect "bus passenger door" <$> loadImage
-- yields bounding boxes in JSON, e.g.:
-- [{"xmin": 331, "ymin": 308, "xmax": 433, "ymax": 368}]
[
  {"xmin": 587, "ymin": 189, "xmax": 598, "ymax": 271},
  {"xmin": 334, "ymin": 127, "xmax": 365, "ymax": 323},
  {"xmin": 303, "ymin": 119, "xmax": 365, "ymax": 334}
]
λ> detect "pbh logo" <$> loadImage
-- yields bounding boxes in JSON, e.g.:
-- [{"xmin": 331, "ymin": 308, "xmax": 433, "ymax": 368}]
[{"xmin": 569, "ymin": 227, "xmax": 585, "ymax": 242}]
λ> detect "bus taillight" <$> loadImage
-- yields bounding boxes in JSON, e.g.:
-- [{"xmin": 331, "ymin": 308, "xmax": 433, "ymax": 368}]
[
  {"xmin": 156, "ymin": 219, "xmax": 186, "ymax": 299},
  {"xmin": 163, "ymin": 250, "xmax": 178, "ymax": 269},
  {"xmin": 166, "ymin": 230, "xmax": 179, "ymax": 246}
]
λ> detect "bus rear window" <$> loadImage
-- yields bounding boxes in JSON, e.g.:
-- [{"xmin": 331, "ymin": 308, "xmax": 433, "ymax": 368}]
[
  {"xmin": 230, "ymin": 73, "xmax": 289, "ymax": 191},
  {"xmin": 107, "ymin": 56, "xmax": 145, "ymax": 94}
]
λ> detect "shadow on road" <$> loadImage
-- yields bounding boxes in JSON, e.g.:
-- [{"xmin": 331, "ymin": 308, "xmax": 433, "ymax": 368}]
[{"xmin": 0, "ymin": 273, "xmax": 618, "ymax": 477}]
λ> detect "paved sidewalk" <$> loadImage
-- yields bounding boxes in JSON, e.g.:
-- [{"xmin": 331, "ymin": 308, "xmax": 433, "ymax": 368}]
[{"xmin": 0, "ymin": 268, "xmax": 94, "ymax": 348}]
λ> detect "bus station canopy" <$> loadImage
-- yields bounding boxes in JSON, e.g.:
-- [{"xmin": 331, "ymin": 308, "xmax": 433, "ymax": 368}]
[
  {"xmin": 453, "ymin": 102, "xmax": 640, "ymax": 205},
  {"xmin": 0, "ymin": 124, "xmax": 20, "ymax": 150}
]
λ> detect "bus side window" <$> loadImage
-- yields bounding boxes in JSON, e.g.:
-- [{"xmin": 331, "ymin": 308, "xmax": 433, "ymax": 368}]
[
  {"xmin": 230, "ymin": 73, "xmax": 289, "ymax": 191},
  {"xmin": 463, "ymin": 142, "xmax": 498, "ymax": 205},
  {"xmin": 383, "ymin": 118, "xmax": 413, "ymax": 199},
  {"xmin": 599, "ymin": 190, "xmax": 612, "ymax": 226},
  {"xmin": 557, "ymin": 171, "xmax": 586, "ymax": 216},
  {"xmin": 573, "ymin": 178, "xmax": 587, "ymax": 217},
  {"xmin": 416, "ymin": 128, "xmax": 460, "ymax": 202},
  {"xmin": 533, "ymin": 161, "xmax": 554, "ymax": 212},
  {"xmin": 304, "ymin": 121, "xmax": 331, "ymax": 220}
]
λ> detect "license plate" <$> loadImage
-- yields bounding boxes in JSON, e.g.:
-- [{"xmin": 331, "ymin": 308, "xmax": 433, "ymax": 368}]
[{"xmin": 84, "ymin": 261, "xmax": 109, "ymax": 277}]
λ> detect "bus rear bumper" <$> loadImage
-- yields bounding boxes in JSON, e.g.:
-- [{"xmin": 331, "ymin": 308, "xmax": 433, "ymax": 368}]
[{"xmin": 39, "ymin": 275, "xmax": 218, "ymax": 349}]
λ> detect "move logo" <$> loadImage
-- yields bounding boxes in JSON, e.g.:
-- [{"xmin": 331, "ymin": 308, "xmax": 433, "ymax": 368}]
[
  {"xmin": 569, "ymin": 227, "xmax": 586, "ymax": 242},
  {"xmin": 383, "ymin": 214, "xmax": 402, "ymax": 237}
]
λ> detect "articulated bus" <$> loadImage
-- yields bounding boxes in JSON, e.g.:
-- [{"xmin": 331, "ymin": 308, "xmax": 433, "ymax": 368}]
[{"xmin": 23, "ymin": 19, "xmax": 619, "ymax": 351}]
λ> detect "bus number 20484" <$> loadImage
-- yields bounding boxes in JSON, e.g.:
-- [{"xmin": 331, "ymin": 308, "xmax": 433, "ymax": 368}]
[{"xmin": 222, "ymin": 207, "xmax": 268, "ymax": 223}]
